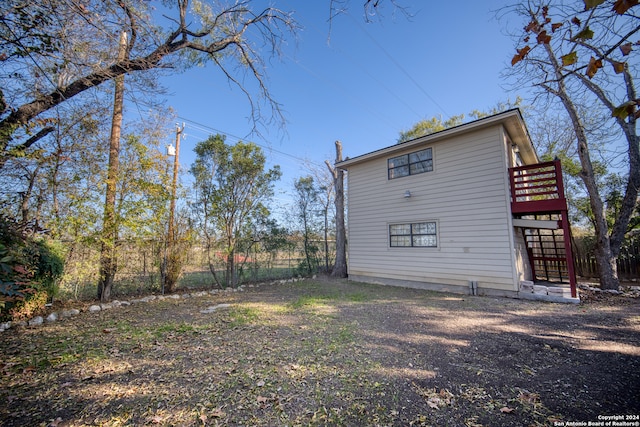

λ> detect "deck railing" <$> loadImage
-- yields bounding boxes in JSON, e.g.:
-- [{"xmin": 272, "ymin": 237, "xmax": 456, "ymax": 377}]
[{"xmin": 509, "ymin": 159, "xmax": 568, "ymax": 215}]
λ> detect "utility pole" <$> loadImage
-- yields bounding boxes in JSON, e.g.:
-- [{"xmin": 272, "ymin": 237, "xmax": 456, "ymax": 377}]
[{"xmin": 164, "ymin": 123, "xmax": 184, "ymax": 294}]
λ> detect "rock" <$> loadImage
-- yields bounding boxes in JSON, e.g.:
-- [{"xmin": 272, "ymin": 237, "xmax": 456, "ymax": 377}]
[
  {"xmin": 0, "ymin": 321, "xmax": 11, "ymax": 331},
  {"xmin": 100, "ymin": 303, "xmax": 114, "ymax": 310},
  {"xmin": 28, "ymin": 316, "xmax": 44, "ymax": 326},
  {"xmin": 120, "ymin": 301, "xmax": 131, "ymax": 306},
  {"xmin": 46, "ymin": 312, "xmax": 58, "ymax": 323},
  {"xmin": 88, "ymin": 305, "xmax": 101, "ymax": 313},
  {"xmin": 168, "ymin": 294, "xmax": 180, "ymax": 299},
  {"xmin": 141, "ymin": 296, "xmax": 156, "ymax": 302},
  {"xmin": 200, "ymin": 303, "xmax": 231, "ymax": 314},
  {"xmin": 61, "ymin": 309, "xmax": 80, "ymax": 317}
]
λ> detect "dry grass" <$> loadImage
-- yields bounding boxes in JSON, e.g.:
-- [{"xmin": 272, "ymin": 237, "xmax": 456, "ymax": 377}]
[{"xmin": 1, "ymin": 279, "xmax": 639, "ymax": 426}]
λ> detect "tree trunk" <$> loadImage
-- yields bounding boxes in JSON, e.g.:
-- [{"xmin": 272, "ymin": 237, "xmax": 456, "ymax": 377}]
[
  {"xmin": 326, "ymin": 140, "xmax": 347, "ymax": 278},
  {"xmin": 20, "ymin": 164, "xmax": 40, "ymax": 224},
  {"xmin": 541, "ymin": 42, "xmax": 619, "ymax": 290},
  {"xmin": 303, "ymin": 216, "xmax": 312, "ymax": 275},
  {"xmin": 98, "ymin": 31, "xmax": 127, "ymax": 302},
  {"xmin": 227, "ymin": 250, "xmax": 235, "ymax": 288},
  {"xmin": 323, "ymin": 206, "xmax": 330, "ymax": 272}
]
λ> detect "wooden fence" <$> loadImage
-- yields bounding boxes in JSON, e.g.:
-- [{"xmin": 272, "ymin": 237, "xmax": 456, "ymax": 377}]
[{"xmin": 573, "ymin": 236, "xmax": 640, "ymax": 281}]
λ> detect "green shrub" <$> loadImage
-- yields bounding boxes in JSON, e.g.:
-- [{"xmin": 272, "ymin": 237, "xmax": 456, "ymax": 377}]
[
  {"xmin": 0, "ymin": 216, "xmax": 65, "ymax": 321},
  {"xmin": 30, "ymin": 239, "xmax": 65, "ymax": 297}
]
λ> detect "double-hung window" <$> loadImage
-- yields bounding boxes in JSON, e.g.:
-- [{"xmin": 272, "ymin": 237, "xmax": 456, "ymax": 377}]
[
  {"xmin": 389, "ymin": 222, "xmax": 438, "ymax": 247},
  {"xmin": 388, "ymin": 148, "xmax": 433, "ymax": 179}
]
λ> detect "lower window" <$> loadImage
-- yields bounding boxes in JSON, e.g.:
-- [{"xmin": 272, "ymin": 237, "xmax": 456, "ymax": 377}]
[{"xmin": 389, "ymin": 221, "xmax": 437, "ymax": 247}]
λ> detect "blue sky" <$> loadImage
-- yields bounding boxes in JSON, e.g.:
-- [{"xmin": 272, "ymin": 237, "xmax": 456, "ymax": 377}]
[{"xmin": 158, "ymin": 1, "xmax": 523, "ymax": 209}]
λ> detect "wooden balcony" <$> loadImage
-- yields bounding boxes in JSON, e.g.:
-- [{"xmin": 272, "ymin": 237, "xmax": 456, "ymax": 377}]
[
  {"xmin": 509, "ymin": 159, "xmax": 568, "ymax": 215},
  {"xmin": 509, "ymin": 159, "xmax": 577, "ymax": 298}
]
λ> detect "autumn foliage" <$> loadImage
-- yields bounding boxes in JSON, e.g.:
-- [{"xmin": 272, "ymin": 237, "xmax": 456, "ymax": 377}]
[{"xmin": 512, "ymin": 0, "xmax": 640, "ymax": 119}]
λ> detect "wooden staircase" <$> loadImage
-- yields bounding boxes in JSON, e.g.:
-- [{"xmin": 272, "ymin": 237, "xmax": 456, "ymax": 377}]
[
  {"xmin": 509, "ymin": 160, "xmax": 577, "ymax": 298},
  {"xmin": 522, "ymin": 215, "xmax": 572, "ymax": 283}
]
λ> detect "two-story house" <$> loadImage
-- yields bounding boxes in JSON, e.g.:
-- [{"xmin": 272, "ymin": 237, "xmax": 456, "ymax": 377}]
[{"xmin": 335, "ymin": 109, "xmax": 578, "ymax": 302}]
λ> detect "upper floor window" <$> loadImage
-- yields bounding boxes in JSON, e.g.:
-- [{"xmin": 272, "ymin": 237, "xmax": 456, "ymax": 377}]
[{"xmin": 388, "ymin": 148, "xmax": 433, "ymax": 179}]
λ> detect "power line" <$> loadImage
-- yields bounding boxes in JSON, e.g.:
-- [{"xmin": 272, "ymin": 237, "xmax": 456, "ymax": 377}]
[
  {"xmin": 283, "ymin": 53, "xmax": 404, "ymax": 131},
  {"xmin": 286, "ymin": 4, "xmax": 424, "ymax": 122},
  {"xmin": 120, "ymin": 98, "xmax": 322, "ymax": 170},
  {"xmin": 346, "ymin": 12, "xmax": 451, "ymax": 119},
  {"xmin": 176, "ymin": 116, "xmax": 325, "ymax": 168}
]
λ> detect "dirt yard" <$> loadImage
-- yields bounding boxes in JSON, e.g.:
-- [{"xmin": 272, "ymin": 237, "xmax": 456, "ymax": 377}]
[{"xmin": 1, "ymin": 278, "xmax": 639, "ymax": 426}]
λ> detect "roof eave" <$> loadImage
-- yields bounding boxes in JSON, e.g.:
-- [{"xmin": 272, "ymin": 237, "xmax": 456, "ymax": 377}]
[{"xmin": 335, "ymin": 109, "xmax": 538, "ymax": 169}]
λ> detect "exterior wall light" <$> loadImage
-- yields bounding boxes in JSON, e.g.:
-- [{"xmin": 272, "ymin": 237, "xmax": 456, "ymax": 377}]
[{"xmin": 404, "ymin": 190, "xmax": 411, "ymax": 198}]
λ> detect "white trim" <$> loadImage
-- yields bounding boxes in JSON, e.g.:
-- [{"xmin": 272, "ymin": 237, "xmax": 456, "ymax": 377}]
[
  {"xmin": 512, "ymin": 218, "xmax": 559, "ymax": 229},
  {"xmin": 337, "ymin": 109, "xmax": 537, "ymax": 169},
  {"xmin": 502, "ymin": 128, "xmax": 520, "ymax": 292}
]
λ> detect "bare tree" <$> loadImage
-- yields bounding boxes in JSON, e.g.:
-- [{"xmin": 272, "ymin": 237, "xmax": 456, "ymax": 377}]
[
  {"xmin": 506, "ymin": 0, "xmax": 640, "ymax": 290},
  {"xmin": 0, "ymin": 0, "xmax": 298, "ymax": 167},
  {"xmin": 326, "ymin": 140, "xmax": 347, "ymax": 278},
  {"xmin": 0, "ymin": 0, "xmax": 409, "ymax": 172}
]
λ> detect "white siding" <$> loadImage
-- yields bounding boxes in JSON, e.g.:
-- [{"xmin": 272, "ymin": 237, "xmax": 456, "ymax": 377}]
[{"xmin": 346, "ymin": 125, "xmax": 518, "ymax": 292}]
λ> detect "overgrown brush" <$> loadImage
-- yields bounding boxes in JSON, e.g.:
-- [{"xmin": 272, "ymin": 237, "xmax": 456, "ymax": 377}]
[{"xmin": 0, "ymin": 216, "xmax": 65, "ymax": 321}]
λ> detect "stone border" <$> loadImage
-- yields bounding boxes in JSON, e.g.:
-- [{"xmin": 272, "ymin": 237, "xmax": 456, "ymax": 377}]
[
  {"xmin": 579, "ymin": 282, "xmax": 640, "ymax": 296},
  {"xmin": 0, "ymin": 277, "xmax": 309, "ymax": 333}
]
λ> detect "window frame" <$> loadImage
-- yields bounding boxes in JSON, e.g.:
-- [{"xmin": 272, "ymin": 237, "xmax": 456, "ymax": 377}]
[
  {"xmin": 389, "ymin": 221, "xmax": 438, "ymax": 248},
  {"xmin": 388, "ymin": 147, "xmax": 433, "ymax": 179}
]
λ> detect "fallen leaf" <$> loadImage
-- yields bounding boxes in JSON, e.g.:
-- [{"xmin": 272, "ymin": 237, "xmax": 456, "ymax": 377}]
[
  {"xmin": 256, "ymin": 380, "xmax": 265, "ymax": 387},
  {"xmin": 47, "ymin": 417, "xmax": 63, "ymax": 427},
  {"xmin": 257, "ymin": 395, "xmax": 268, "ymax": 404},
  {"xmin": 211, "ymin": 409, "xmax": 225, "ymax": 418},
  {"xmin": 500, "ymin": 406, "xmax": 515, "ymax": 413},
  {"xmin": 427, "ymin": 397, "xmax": 441, "ymax": 409}
]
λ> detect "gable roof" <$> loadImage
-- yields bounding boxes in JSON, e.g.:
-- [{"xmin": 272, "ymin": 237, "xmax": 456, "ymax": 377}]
[{"xmin": 336, "ymin": 109, "xmax": 538, "ymax": 169}]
